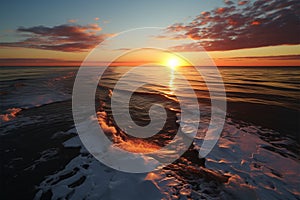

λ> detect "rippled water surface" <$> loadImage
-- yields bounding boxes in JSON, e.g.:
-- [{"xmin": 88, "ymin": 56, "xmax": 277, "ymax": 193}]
[{"xmin": 1, "ymin": 66, "xmax": 299, "ymax": 199}]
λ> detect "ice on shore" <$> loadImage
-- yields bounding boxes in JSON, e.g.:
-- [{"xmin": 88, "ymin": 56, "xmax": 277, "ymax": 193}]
[{"xmin": 35, "ymin": 116, "xmax": 300, "ymax": 199}]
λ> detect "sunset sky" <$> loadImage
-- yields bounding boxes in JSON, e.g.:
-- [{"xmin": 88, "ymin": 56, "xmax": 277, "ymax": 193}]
[{"xmin": 0, "ymin": 0, "xmax": 299, "ymax": 66}]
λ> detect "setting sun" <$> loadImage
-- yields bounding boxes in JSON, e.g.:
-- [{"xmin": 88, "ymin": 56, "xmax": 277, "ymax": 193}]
[
  {"xmin": 163, "ymin": 55, "xmax": 190, "ymax": 69},
  {"xmin": 167, "ymin": 58, "xmax": 180, "ymax": 69}
]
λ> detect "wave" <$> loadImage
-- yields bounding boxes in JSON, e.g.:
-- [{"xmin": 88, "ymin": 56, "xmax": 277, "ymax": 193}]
[
  {"xmin": 0, "ymin": 71, "xmax": 74, "ymax": 116},
  {"xmin": 226, "ymin": 82, "xmax": 300, "ymax": 92},
  {"xmin": 0, "ymin": 108, "xmax": 22, "ymax": 123}
]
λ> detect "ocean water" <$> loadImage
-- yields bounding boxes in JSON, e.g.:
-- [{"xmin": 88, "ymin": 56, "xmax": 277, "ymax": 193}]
[{"xmin": 0, "ymin": 66, "xmax": 299, "ymax": 199}]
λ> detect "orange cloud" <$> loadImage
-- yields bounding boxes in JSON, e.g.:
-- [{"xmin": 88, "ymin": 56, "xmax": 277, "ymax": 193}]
[
  {"xmin": 224, "ymin": 0, "xmax": 234, "ymax": 5},
  {"xmin": 0, "ymin": 24, "xmax": 113, "ymax": 52},
  {"xmin": 214, "ymin": 55, "xmax": 300, "ymax": 66},
  {"xmin": 160, "ymin": 0, "xmax": 300, "ymax": 51},
  {"xmin": 251, "ymin": 21, "xmax": 261, "ymax": 25},
  {"xmin": 68, "ymin": 19, "xmax": 77, "ymax": 23},
  {"xmin": 238, "ymin": 1, "xmax": 248, "ymax": 6}
]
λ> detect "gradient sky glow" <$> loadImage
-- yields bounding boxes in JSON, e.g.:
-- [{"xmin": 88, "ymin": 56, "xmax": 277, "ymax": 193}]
[{"xmin": 0, "ymin": 0, "xmax": 299, "ymax": 66}]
